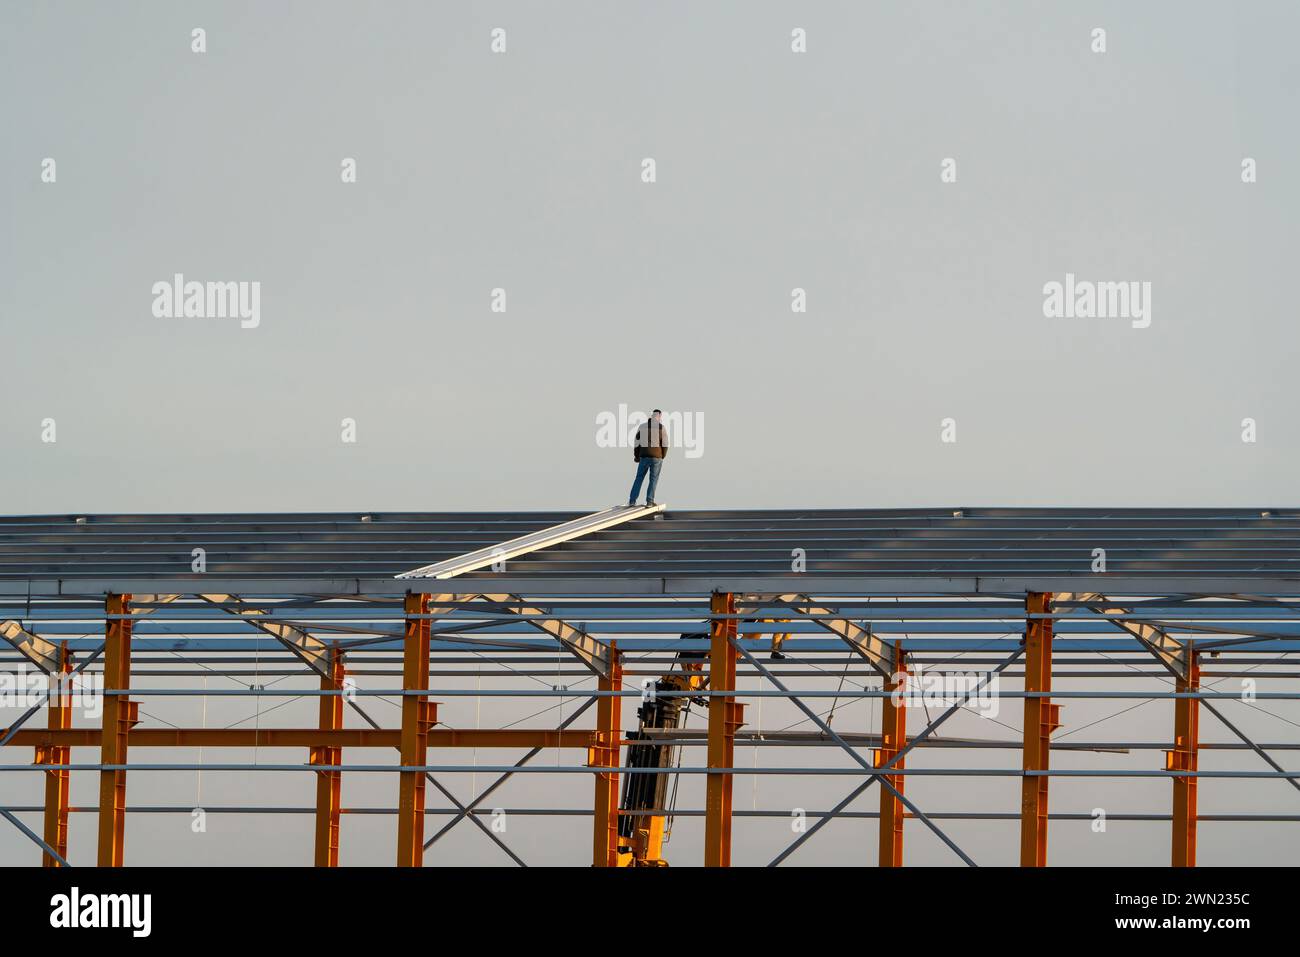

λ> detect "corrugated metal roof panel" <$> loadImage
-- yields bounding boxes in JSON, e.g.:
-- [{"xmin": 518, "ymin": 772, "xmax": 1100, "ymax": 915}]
[{"xmin": 0, "ymin": 508, "xmax": 1298, "ymax": 584}]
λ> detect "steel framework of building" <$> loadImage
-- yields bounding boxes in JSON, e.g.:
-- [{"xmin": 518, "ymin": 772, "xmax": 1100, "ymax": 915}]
[{"xmin": 2, "ymin": 507, "xmax": 1299, "ymax": 866}]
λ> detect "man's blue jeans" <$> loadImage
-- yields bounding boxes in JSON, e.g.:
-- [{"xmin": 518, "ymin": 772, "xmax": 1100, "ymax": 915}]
[{"xmin": 628, "ymin": 456, "xmax": 663, "ymax": 505}]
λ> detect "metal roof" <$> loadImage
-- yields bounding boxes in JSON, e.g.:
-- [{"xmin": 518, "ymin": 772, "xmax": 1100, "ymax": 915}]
[{"xmin": 2, "ymin": 507, "xmax": 1300, "ymax": 597}]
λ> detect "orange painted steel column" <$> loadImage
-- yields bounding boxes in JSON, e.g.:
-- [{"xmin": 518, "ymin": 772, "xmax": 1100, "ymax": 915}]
[
  {"xmin": 705, "ymin": 592, "xmax": 743, "ymax": 867},
  {"xmin": 590, "ymin": 647, "xmax": 623, "ymax": 866},
  {"xmin": 1170, "ymin": 656, "xmax": 1201, "ymax": 867},
  {"xmin": 1020, "ymin": 592, "xmax": 1060, "ymax": 867},
  {"xmin": 98, "ymin": 594, "xmax": 137, "ymax": 867},
  {"xmin": 37, "ymin": 643, "xmax": 72, "ymax": 866},
  {"xmin": 312, "ymin": 648, "xmax": 346, "ymax": 867},
  {"xmin": 397, "ymin": 593, "xmax": 433, "ymax": 867},
  {"xmin": 877, "ymin": 642, "xmax": 907, "ymax": 867}
]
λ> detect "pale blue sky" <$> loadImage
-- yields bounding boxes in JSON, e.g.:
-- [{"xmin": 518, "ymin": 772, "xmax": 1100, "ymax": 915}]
[
  {"xmin": 3, "ymin": 1, "xmax": 1298, "ymax": 514},
  {"xmin": 2, "ymin": 1, "xmax": 1298, "ymax": 867}
]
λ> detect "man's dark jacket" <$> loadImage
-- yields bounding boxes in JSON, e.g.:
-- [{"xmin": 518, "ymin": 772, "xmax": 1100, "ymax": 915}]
[{"xmin": 633, "ymin": 419, "xmax": 669, "ymax": 461}]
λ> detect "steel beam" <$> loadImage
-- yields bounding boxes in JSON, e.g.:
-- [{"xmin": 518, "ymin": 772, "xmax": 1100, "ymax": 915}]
[
  {"xmin": 704, "ymin": 592, "xmax": 742, "ymax": 866},
  {"xmin": 590, "ymin": 648, "xmax": 624, "ymax": 866},
  {"xmin": 1171, "ymin": 656, "xmax": 1201, "ymax": 867},
  {"xmin": 0, "ymin": 644, "xmax": 104, "ymax": 752},
  {"xmin": 0, "ymin": 807, "xmax": 72, "ymax": 867},
  {"xmin": 201, "ymin": 594, "xmax": 332, "ymax": 677},
  {"xmin": 1199, "ymin": 699, "xmax": 1300, "ymax": 796},
  {"xmin": 205, "ymin": 587, "xmax": 519, "ymax": 862},
  {"xmin": 3, "ymin": 727, "xmax": 594, "ymax": 749},
  {"xmin": 37, "ymin": 642, "xmax": 72, "ymax": 867},
  {"xmin": 22, "ymin": 574, "xmax": 1300, "ymax": 599},
  {"xmin": 396, "ymin": 593, "xmax": 435, "ymax": 866},
  {"xmin": 423, "ymin": 697, "xmax": 598, "ymax": 853},
  {"xmin": 1059, "ymin": 593, "xmax": 1199, "ymax": 864},
  {"xmin": 321, "ymin": 612, "xmax": 525, "ymax": 866},
  {"xmin": 475, "ymin": 594, "xmax": 613, "ymax": 678},
  {"xmin": 0, "ymin": 619, "xmax": 61, "ymax": 673},
  {"xmin": 97, "ymin": 594, "xmax": 136, "ymax": 867},
  {"xmin": 369, "ymin": 590, "xmax": 613, "ymax": 679},
  {"xmin": 1056, "ymin": 592, "xmax": 1189, "ymax": 680},
  {"xmin": 1020, "ymin": 591, "xmax": 1059, "ymax": 867},
  {"xmin": 733, "ymin": 639, "xmax": 978, "ymax": 867},
  {"xmin": 878, "ymin": 642, "xmax": 907, "ymax": 867},
  {"xmin": 0, "ymin": 616, "xmax": 78, "ymax": 867},
  {"xmin": 312, "ymin": 647, "xmax": 345, "ymax": 867},
  {"xmin": 749, "ymin": 594, "xmax": 894, "ymax": 677}
]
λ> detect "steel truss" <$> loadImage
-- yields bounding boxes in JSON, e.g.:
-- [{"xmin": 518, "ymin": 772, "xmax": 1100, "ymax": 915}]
[{"xmin": 3, "ymin": 589, "xmax": 1300, "ymax": 866}]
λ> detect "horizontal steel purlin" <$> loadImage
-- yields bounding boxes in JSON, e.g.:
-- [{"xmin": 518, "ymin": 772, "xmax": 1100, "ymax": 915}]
[
  {"xmin": 3, "ymin": 764, "xmax": 1297, "ymax": 778},
  {"xmin": 2, "ymin": 554, "xmax": 1299, "ymax": 867},
  {"xmin": 8, "ymin": 576, "xmax": 1300, "ymax": 598},
  {"xmin": 4, "ymin": 687, "xmax": 1294, "ymax": 699},
  {"xmin": 2, "ymin": 728, "xmax": 595, "ymax": 748},
  {"xmin": 4, "ymin": 806, "xmax": 1298, "ymax": 822}
]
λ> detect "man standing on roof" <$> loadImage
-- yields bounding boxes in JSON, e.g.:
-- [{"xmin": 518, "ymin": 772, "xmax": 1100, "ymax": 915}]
[{"xmin": 628, "ymin": 409, "xmax": 668, "ymax": 506}]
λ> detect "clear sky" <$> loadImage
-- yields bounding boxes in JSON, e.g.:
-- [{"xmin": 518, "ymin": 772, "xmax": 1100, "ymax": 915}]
[
  {"xmin": 4, "ymin": 1, "xmax": 1299, "ymax": 513},
  {"xmin": 1, "ymin": 1, "xmax": 1298, "ymax": 866}
]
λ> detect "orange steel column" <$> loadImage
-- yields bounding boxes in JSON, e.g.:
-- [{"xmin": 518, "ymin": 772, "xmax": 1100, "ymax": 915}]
[
  {"xmin": 590, "ymin": 647, "xmax": 623, "ymax": 866},
  {"xmin": 1171, "ymin": 656, "xmax": 1201, "ymax": 867},
  {"xmin": 704, "ymin": 592, "xmax": 742, "ymax": 867},
  {"xmin": 877, "ymin": 643, "xmax": 907, "ymax": 867},
  {"xmin": 37, "ymin": 643, "xmax": 72, "ymax": 866},
  {"xmin": 1020, "ymin": 591, "xmax": 1059, "ymax": 867},
  {"xmin": 397, "ymin": 593, "xmax": 433, "ymax": 867},
  {"xmin": 98, "ymin": 594, "xmax": 136, "ymax": 867},
  {"xmin": 312, "ymin": 648, "xmax": 346, "ymax": 866}
]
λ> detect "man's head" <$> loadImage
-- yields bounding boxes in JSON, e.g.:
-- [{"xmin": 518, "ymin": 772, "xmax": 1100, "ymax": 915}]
[{"xmin": 652, "ymin": 409, "xmax": 662, "ymax": 420}]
